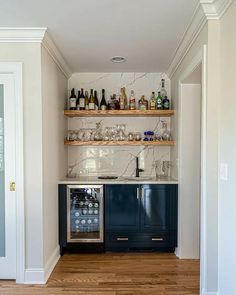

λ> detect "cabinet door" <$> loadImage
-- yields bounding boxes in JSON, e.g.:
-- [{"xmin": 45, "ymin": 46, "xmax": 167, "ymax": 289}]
[
  {"xmin": 140, "ymin": 184, "xmax": 177, "ymax": 232},
  {"xmin": 105, "ymin": 184, "xmax": 139, "ymax": 231}
]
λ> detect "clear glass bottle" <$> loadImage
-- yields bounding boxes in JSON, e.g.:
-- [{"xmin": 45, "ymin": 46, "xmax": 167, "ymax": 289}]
[
  {"xmin": 160, "ymin": 79, "xmax": 167, "ymax": 98},
  {"xmin": 150, "ymin": 92, "xmax": 156, "ymax": 110},
  {"xmin": 129, "ymin": 90, "xmax": 136, "ymax": 110}
]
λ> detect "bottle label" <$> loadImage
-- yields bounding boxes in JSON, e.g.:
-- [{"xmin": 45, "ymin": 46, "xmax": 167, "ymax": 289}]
[
  {"xmin": 150, "ymin": 101, "xmax": 156, "ymax": 110},
  {"xmin": 79, "ymin": 98, "xmax": 85, "ymax": 108},
  {"xmin": 70, "ymin": 98, "xmax": 76, "ymax": 108},
  {"xmin": 101, "ymin": 105, "xmax": 107, "ymax": 110},
  {"xmin": 89, "ymin": 102, "xmax": 95, "ymax": 110},
  {"xmin": 163, "ymin": 101, "xmax": 169, "ymax": 109}
]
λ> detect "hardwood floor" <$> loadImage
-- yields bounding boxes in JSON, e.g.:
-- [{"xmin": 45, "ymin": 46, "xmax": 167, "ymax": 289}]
[{"xmin": 0, "ymin": 253, "xmax": 200, "ymax": 295}]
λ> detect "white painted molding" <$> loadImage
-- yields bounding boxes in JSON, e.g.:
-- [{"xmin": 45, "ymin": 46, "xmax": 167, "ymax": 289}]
[
  {"xmin": 24, "ymin": 245, "xmax": 60, "ymax": 284},
  {"xmin": 201, "ymin": 289, "xmax": 219, "ymax": 295},
  {"xmin": 201, "ymin": 0, "xmax": 234, "ymax": 19},
  {"xmin": 167, "ymin": 4, "xmax": 207, "ymax": 79},
  {"xmin": 42, "ymin": 32, "xmax": 72, "ymax": 79},
  {"xmin": 0, "ymin": 27, "xmax": 47, "ymax": 42},
  {"xmin": 0, "ymin": 27, "xmax": 72, "ymax": 78},
  {"xmin": 44, "ymin": 245, "xmax": 60, "ymax": 283}
]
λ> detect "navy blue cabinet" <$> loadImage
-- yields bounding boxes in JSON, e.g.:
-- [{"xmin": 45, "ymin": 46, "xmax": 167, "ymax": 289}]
[{"xmin": 105, "ymin": 184, "xmax": 177, "ymax": 252}]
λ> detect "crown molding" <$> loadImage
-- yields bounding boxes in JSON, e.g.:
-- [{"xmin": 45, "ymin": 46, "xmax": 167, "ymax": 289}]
[
  {"xmin": 200, "ymin": 0, "xmax": 234, "ymax": 19},
  {"xmin": 167, "ymin": 0, "xmax": 233, "ymax": 78},
  {"xmin": 167, "ymin": 4, "xmax": 207, "ymax": 79},
  {"xmin": 0, "ymin": 27, "xmax": 72, "ymax": 78},
  {"xmin": 42, "ymin": 32, "xmax": 72, "ymax": 79},
  {"xmin": 0, "ymin": 27, "xmax": 47, "ymax": 42}
]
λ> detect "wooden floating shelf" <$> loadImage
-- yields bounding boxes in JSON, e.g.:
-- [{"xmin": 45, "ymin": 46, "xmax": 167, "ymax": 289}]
[
  {"xmin": 64, "ymin": 110, "xmax": 175, "ymax": 117},
  {"xmin": 64, "ymin": 140, "xmax": 176, "ymax": 146}
]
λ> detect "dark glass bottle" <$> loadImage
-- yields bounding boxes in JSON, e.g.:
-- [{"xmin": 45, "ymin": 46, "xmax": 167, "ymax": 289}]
[
  {"xmin": 156, "ymin": 91, "xmax": 163, "ymax": 110},
  {"xmin": 162, "ymin": 96, "xmax": 170, "ymax": 110},
  {"xmin": 94, "ymin": 90, "xmax": 99, "ymax": 110},
  {"xmin": 79, "ymin": 88, "xmax": 85, "ymax": 110},
  {"xmin": 76, "ymin": 90, "xmax": 81, "ymax": 110},
  {"xmin": 100, "ymin": 89, "xmax": 107, "ymax": 110},
  {"xmin": 69, "ymin": 88, "xmax": 76, "ymax": 110},
  {"xmin": 85, "ymin": 91, "xmax": 89, "ymax": 110}
]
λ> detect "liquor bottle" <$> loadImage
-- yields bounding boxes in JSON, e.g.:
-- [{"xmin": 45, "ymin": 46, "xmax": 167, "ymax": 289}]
[
  {"xmin": 89, "ymin": 89, "xmax": 95, "ymax": 110},
  {"xmin": 100, "ymin": 89, "xmax": 107, "ymax": 110},
  {"xmin": 119, "ymin": 87, "xmax": 128, "ymax": 110},
  {"xmin": 156, "ymin": 91, "xmax": 163, "ymax": 110},
  {"xmin": 138, "ymin": 95, "xmax": 148, "ymax": 110},
  {"xmin": 129, "ymin": 90, "xmax": 136, "ymax": 110},
  {"xmin": 69, "ymin": 88, "xmax": 77, "ymax": 110},
  {"xmin": 150, "ymin": 92, "xmax": 156, "ymax": 110},
  {"xmin": 160, "ymin": 79, "xmax": 167, "ymax": 98},
  {"xmin": 85, "ymin": 91, "xmax": 89, "ymax": 110},
  {"xmin": 76, "ymin": 90, "xmax": 81, "ymax": 110},
  {"xmin": 94, "ymin": 90, "xmax": 99, "ymax": 110},
  {"xmin": 79, "ymin": 88, "xmax": 85, "ymax": 110},
  {"xmin": 162, "ymin": 96, "xmax": 170, "ymax": 110}
]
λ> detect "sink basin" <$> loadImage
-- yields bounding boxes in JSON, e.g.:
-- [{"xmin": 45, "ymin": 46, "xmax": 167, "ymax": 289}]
[{"xmin": 124, "ymin": 176, "xmax": 153, "ymax": 181}]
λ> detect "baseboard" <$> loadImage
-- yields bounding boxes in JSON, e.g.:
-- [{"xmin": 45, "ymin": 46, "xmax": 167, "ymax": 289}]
[
  {"xmin": 201, "ymin": 289, "xmax": 219, "ymax": 295},
  {"xmin": 24, "ymin": 245, "xmax": 60, "ymax": 284},
  {"xmin": 44, "ymin": 245, "xmax": 60, "ymax": 283}
]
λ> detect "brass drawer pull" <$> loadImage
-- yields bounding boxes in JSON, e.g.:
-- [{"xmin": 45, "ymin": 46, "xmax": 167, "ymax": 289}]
[
  {"xmin": 117, "ymin": 237, "xmax": 129, "ymax": 241},
  {"xmin": 152, "ymin": 237, "xmax": 164, "ymax": 241}
]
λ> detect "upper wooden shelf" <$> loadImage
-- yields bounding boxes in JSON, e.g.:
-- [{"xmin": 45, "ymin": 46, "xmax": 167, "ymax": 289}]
[
  {"xmin": 64, "ymin": 110, "xmax": 175, "ymax": 117},
  {"xmin": 64, "ymin": 140, "xmax": 176, "ymax": 146}
]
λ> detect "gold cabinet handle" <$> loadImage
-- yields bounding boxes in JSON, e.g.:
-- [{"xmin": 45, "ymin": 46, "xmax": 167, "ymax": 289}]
[
  {"xmin": 117, "ymin": 237, "xmax": 129, "ymax": 241},
  {"xmin": 10, "ymin": 181, "xmax": 16, "ymax": 191},
  {"xmin": 152, "ymin": 237, "xmax": 164, "ymax": 241}
]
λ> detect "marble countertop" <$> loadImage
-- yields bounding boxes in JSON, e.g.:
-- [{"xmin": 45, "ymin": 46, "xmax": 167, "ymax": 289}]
[{"xmin": 59, "ymin": 176, "xmax": 178, "ymax": 185}]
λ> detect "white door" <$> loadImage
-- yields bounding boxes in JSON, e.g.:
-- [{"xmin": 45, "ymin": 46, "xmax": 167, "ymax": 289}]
[{"xmin": 0, "ymin": 74, "xmax": 16, "ymax": 279}]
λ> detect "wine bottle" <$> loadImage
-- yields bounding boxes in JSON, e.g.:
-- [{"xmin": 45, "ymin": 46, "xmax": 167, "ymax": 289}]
[
  {"xmin": 69, "ymin": 88, "xmax": 77, "ymax": 110},
  {"xmin": 129, "ymin": 90, "xmax": 136, "ymax": 110},
  {"xmin": 76, "ymin": 90, "xmax": 81, "ymax": 110},
  {"xmin": 162, "ymin": 96, "xmax": 170, "ymax": 110},
  {"xmin": 156, "ymin": 91, "xmax": 163, "ymax": 110},
  {"xmin": 79, "ymin": 88, "xmax": 85, "ymax": 110},
  {"xmin": 85, "ymin": 91, "xmax": 89, "ymax": 110},
  {"xmin": 160, "ymin": 79, "xmax": 167, "ymax": 98},
  {"xmin": 94, "ymin": 90, "xmax": 99, "ymax": 110},
  {"xmin": 150, "ymin": 92, "xmax": 156, "ymax": 110},
  {"xmin": 89, "ymin": 89, "xmax": 95, "ymax": 110},
  {"xmin": 100, "ymin": 89, "xmax": 107, "ymax": 110}
]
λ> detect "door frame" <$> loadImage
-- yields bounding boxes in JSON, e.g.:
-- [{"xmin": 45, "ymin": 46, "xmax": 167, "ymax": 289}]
[
  {"xmin": 177, "ymin": 45, "xmax": 207, "ymax": 294},
  {"xmin": 0, "ymin": 62, "xmax": 24, "ymax": 283}
]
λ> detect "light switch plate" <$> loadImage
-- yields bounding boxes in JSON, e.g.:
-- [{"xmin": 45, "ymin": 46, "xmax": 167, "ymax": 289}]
[{"xmin": 220, "ymin": 163, "xmax": 228, "ymax": 181}]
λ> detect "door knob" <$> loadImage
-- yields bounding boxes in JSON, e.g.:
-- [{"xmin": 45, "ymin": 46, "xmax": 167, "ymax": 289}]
[{"xmin": 10, "ymin": 181, "xmax": 16, "ymax": 191}]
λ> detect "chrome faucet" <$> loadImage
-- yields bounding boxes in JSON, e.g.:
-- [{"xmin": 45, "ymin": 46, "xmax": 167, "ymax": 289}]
[{"xmin": 135, "ymin": 157, "xmax": 144, "ymax": 177}]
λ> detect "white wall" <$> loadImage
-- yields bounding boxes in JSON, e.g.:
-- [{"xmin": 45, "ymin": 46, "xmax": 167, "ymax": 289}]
[
  {"xmin": 68, "ymin": 73, "xmax": 172, "ymax": 178},
  {"xmin": 178, "ymin": 83, "xmax": 201, "ymax": 259},
  {"xmin": 0, "ymin": 43, "xmax": 44, "ymax": 269},
  {"xmin": 41, "ymin": 47, "xmax": 67, "ymax": 270},
  {"xmin": 218, "ymin": 1, "xmax": 236, "ymax": 294}
]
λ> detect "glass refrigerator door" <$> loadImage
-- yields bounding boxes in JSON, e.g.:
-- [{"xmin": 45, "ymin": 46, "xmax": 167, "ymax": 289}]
[{"xmin": 67, "ymin": 185, "xmax": 104, "ymax": 243}]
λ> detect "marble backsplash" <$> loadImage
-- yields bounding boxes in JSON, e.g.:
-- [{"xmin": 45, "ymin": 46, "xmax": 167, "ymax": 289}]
[{"xmin": 67, "ymin": 72, "xmax": 173, "ymax": 178}]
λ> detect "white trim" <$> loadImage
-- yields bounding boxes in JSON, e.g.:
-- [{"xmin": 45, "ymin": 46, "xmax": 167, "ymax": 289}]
[
  {"xmin": 0, "ymin": 27, "xmax": 46, "ymax": 42},
  {"xmin": 24, "ymin": 245, "xmax": 60, "ymax": 284},
  {"xmin": 0, "ymin": 62, "xmax": 24, "ymax": 283},
  {"xmin": 177, "ymin": 46, "xmax": 208, "ymax": 293},
  {"xmin": 42, "ymin": 32, "xmax": 72, "ymax": 79},
  {"xmin": 201, "ymin": 290, "xmax": 219, "ymax": 295},
  {"xmin": 0, "ymin": 28, "xmax": 72, "ymax": 79},
  {"xmin": 201, "ymin": 0, "xmax": 233, "ymax": 19},
  {"xmin": 167, "ymin": 4, "xmax": 207, "ymax": 79},
  {"xmin": 44, "ymin": 245, "xmax": 60, "ymax": 283}
]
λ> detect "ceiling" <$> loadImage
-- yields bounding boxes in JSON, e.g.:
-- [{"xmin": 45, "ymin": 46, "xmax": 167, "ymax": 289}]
[{"xmin": 0, "ymin": 0, "xmax": 199, "ymax": 73}]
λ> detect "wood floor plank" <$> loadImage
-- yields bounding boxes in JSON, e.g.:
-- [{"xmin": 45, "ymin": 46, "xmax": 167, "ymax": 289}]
[{"xmin": 0, "ymin": 253, "xmax": 200, "ymax": 295}]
